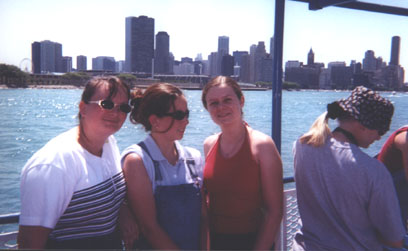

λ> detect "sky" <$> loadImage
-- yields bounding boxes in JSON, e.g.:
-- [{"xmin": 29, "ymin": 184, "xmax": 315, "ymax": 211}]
[{"xmin": 0, "ymin": 0, "xmax": 407, "ymax": 76}]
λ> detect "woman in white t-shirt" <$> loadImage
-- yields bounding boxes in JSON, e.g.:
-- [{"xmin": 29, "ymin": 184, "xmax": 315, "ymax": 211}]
[{"xmin": 18, "ymin": 76, "xmax": 132, "ymax": 249}]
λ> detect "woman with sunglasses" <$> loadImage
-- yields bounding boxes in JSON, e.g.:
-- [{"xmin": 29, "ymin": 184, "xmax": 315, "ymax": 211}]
[
  {"xmin": 201, "ymin": 76, "xmax": 283, "ymax": 250},
  {"xmin": 18, "ymin": 76, "xmax": 132, "ymax": 249},
  {"xmin": 121, "ymin": 83, "xmax": 206, "ymax": 250}
]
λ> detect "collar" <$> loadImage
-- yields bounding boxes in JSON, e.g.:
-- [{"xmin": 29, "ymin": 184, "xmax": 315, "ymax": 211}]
[{"xmin": 145, "ymin": 135, "xmax": 186, "ymax": 162}]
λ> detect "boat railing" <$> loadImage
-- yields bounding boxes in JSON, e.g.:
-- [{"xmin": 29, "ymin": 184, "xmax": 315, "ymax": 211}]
[{"xmin": 0, "ymin": 177, "xmax": 300, "ymax": 250}]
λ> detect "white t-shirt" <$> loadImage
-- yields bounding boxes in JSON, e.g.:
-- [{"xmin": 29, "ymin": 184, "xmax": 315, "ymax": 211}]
[
  {"xmin": 20, "ymin": 127, "xmax": 124, "ymax": 231},
  {"xmin": 121, "ymin": 135, "xmax": 204, "ymax": 192}
]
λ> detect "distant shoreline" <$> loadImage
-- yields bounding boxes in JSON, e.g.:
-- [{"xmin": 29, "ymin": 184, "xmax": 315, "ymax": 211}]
[{"xmin": 0, "ymin": 84, "xmax": 82, "ymax": 89}]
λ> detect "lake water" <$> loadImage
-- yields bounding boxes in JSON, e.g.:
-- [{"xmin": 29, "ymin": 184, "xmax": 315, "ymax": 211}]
[{"xmin": 1, "ymin": 88, "xmax": 408, "ymax": 232}]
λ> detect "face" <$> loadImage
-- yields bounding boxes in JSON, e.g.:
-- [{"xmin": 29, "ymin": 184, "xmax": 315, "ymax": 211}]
[
  {"xmin": 357, "ymin": 127, "xmax": 381, "ymax": 148},
  {"xmin": 153, "ymin": 95, "xmax": 189, "ymax": 141},
  {"xmin": 80, "ymin": 83, "xmax": 129, "ymax": 137},
  {"xmin": 205, "ymin": 84, "xmax": 244, "ymax": 126}
]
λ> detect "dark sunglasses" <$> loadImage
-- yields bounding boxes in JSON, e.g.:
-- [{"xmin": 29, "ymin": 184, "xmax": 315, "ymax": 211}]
[
  {"xmin": 163, "ymin": 110, "xmax": 189, "ymax": 120},
  {"xmin": 88, "ymin": 100, "xmax": 132, "ymax": 114}
]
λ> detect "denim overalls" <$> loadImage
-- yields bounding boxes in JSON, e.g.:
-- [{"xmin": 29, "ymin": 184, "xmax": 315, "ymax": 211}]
[{"xmin": 138, "ymin": 142, "xmax": 202, "ymax": 250}]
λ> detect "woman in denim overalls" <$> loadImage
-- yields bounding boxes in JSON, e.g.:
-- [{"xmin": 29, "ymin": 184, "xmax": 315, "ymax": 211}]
[{"xmin": 121, "ymin": 83, "xmax": 207, "ymax": 249}]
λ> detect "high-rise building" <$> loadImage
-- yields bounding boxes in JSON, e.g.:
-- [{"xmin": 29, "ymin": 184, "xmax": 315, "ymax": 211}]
[
  {"xmin": 307, "ymin": 48, "xmax": 314, "ymax": 66},
  {"xmin": 125, "ymin": 16, "xmax": 154, "ymax": 73},
  {"xmin": 31, "ymin": 42, "xmax": 41, "ymax": 74},
  {"xmin": 249, "ymin": 44, "xmax": 257, "ymax": 83},
  {"xmin": 209, "ymin": 52, "xmax": 218, "ymax": 77},
  {"xmin": 92, "ymin": 56, "xmax": 115, "ymax": 72},
  {"xmin": 32, "ymin": 40, "xmax": 63, "ymax": 73},
  {"xmin": 217, "ymin": 36, "xmax": 229, "ymax": 75},
  {"xmin": 155, "ymin": 31, "xmax": 170, "ymax": 74},
  {"xmin": 77, "ymin": 55, "xmax": 87, "ymax": 71},
  {"xmin": 221, "ymin": 54, "xmax": 234, "ymax": 77},
  {"xmin": 390, "ymin": 36, "xmax": 400, "ymax": 66},
  {"xmin": 254, "ymin": 41, "xmax": 266, "ymax": 82},
  {"xmin": 362, "ymin": 50, "xmax": 377, "ymax": 72},
  {"xmin": 61, "ymin": 56, "xmax": 72, "ymax": 73},
  {"xmin": 232, "ymin": 51, "xmax": 249, "ymax": 67}
]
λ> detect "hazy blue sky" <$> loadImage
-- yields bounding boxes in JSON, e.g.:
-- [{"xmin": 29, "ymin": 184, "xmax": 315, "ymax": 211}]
[{"xmin": 1, "ymin": 0, "xmax": 407, "ymax": 75}]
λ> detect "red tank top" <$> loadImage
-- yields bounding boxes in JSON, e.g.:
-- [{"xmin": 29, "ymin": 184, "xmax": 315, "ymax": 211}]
[
  {"xmin": 377, "ymin": 126, "xmax": 408, "ymax": 173},
  {"xmin": 203, "ymin": 127, "xmax": 262, "ymax": 234}
]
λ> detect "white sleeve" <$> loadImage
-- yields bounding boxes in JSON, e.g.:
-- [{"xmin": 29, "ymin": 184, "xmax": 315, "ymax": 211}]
[{"xmin": 19, "ymin": 163, "xmax": 76, "ymax": 229}]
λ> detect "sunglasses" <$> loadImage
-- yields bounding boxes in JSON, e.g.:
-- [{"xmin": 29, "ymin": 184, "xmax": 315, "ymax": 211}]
[
  {"xmin": 88, "ymin": 99, "xmax": 132, "ymax": 113},
  {"xmin": 163, "ymin": 110, "xmax": 189, "ymax": 120}
]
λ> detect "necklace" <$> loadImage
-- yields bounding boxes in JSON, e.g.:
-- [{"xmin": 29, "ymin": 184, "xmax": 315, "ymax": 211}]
[{"xmin": 333, "ymin": 127, "xmax": 358, "ymax": 146}]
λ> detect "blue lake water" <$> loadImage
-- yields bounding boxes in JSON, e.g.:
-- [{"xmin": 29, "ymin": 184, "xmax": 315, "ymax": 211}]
[{"xmin": 1, "ymin": 88, "xmax": 408, "ymax": 232}]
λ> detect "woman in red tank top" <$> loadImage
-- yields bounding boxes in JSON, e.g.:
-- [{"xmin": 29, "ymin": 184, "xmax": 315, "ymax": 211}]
[{"xmin": 201, "ymin": 76, "xmax": 283, "ymax": 250}]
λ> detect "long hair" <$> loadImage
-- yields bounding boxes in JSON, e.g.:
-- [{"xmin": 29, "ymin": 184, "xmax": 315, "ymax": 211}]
[{"xmin": 299, "ymin": 112, "xmax": 332, "ymax": 147}]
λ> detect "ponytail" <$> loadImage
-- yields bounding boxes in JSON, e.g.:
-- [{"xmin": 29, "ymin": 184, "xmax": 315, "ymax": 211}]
[{"xmin": 299, "ymin": 112, "xmax": 332, "ymax": 147}]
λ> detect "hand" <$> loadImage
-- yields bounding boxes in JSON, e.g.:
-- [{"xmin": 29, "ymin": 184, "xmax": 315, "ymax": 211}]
[{"xmin": 119, "ymin": 203, "xmax": 140, "ymax": 250}]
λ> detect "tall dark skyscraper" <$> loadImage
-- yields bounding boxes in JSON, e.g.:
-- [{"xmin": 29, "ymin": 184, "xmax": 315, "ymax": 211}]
[
  {"xmin": 125, "ymin": 16, "xmax": 154, "ymax": 73},
  {"xmin": 307, "ymin": 48, "xmax": 314, "ymax": 65},
  {"xmin": 217, "ymin": 36, "xmax": 229, "ymax": 75},
  {"xmin": 390, "ymin": 36, "xmax": 400, "ymax": 66},
  {"xmin": 155, "ymin": 31, "xmax": 170, "ymax": 74},
  {"xmin": 31, "ymin": 42, "xmax": 41, "ymax": 74},
  {"xmin": 31, "ymin": 40, "xmax": 63, "ymax": 73}
]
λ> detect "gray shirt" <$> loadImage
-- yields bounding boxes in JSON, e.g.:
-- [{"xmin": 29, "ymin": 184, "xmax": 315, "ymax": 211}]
[{"xmin": 293, "ymin": 137, "xmax": 405, "ymax": 251}]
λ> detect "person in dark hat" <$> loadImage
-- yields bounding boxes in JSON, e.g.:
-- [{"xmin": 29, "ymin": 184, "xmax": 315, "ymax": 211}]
[{"xmin": 292, "ymin": 86, "xmax": 405, "ymax": 250}]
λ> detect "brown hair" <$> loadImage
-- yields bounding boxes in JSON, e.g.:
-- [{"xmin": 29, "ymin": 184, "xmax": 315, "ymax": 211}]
[
  {"xmin": 130, "ymin": 83, "xmax": 184, "ymax": 132},
  {"xmin": 201, "ymin": 76, "xmax": 243, "ymax": 109},
  {"xmin": 79, "ymin": 75, "xmax": 130, "ymax": 119}
]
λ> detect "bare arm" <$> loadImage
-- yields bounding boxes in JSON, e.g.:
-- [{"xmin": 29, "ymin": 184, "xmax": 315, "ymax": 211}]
[
  {"xmin": 123, "ymin": 153, "xmax": 178, "ymax": 250},
  {"xmin": 118, "ymin": 202, "xmax": 139, "ymax": 250},
  {"xmin": 252, "ymin": 133, "xmax": 284, "ymax": 250},
  {"xmin": 18, "ymin": 225, "xmax": 52, "ymax": 249},
  {"xmin": 395, "ymin": 131, "xmax": 408, "ymax": 181}
]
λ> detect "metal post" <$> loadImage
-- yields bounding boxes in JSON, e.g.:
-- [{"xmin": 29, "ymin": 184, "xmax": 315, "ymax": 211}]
[{"xmin": 272, "ymin": 0, "xmax": 285, "ymax": 153}]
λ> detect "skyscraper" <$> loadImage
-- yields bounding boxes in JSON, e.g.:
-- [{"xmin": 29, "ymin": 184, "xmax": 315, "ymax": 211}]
[
  {"xmin": 31, "ymin": 42, "xmax": 41, "ymax": 74},
  {"xmin": 307, "ymin": 48, "xmax": 314, "ymax": 66},
  {"xmin": 390, "ymin": 36, "xmax": 400, "ymax": 66},
  {"xmin": 31, "ymin": 40, "xmax": 63, "ymax": 73},
  {"xmin": 125, "ymin": 16, "xmax": 154, "ymax": 73},
  {"xmin": 362, "ymin": 50, "xmax": 377, "ymax": 72},
  {"xmin": 77, "ymin": 55, "xmax": 87, "ymax": 71},
  {"xmin": 217, "ymin": 36, "xmax": 229, "ymax": 75},
  {"xmin": 155, "ymin": 31, "xmax": 170, "ymax": 74}
]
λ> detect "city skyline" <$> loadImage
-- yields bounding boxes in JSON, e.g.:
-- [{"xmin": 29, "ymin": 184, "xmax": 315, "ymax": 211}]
[{"xmin": 1, "ymin": 0, "xmax": 407, "ymax": 74}]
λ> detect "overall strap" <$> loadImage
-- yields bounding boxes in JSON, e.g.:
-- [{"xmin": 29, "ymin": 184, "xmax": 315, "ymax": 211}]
[
  {"xmin": 138, "ymin": 141, "xmax": 163, "ymax": 181},
  {"xmin": 184, "ymin": 148, "xmax": 198, "ymax": 180}
]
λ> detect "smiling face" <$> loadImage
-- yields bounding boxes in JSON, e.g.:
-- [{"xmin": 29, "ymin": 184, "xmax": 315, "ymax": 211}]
[
  {"xmin": 152, "ymin": 95, "xmax": 189, "ymax": 141},
  {"xmin": 80, "ymin": 83, "xmax": 129, "ymax": 138},
  {"xmin": 205, "ymin": 83, "xmax": 244, "ymax": 127}
]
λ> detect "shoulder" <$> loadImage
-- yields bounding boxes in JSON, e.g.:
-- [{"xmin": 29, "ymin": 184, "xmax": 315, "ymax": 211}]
[
  {"xmin": 204, "ymin": 133, "xmax": 219, "ymax": 147},
  {"xmin": 24, "ymin": 128, "xmax": 80, "ymax": 170},
  {"xmin": 121, "ymin": 144, "xmax": 144, "ymax": 166},
  {"xmin": 248, "ymin": 127, "xmax": 276, "ymax": 151},
  {"xmin": 182, "ymin": 146, "xmax": 201, "ymax": 158},
  {"xmin": 203, "ymin": 133, "xmax": 220, "ymax": 156},
  {"xmin": 395, "ymin": 130, "xmax": 408, "ymax": 150}
]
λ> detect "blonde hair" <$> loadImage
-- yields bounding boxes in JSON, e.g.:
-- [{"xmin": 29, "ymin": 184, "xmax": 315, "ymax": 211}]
[{"xmin": 299, "ymin": 112, "xmax": 332, "ymax": 147}]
